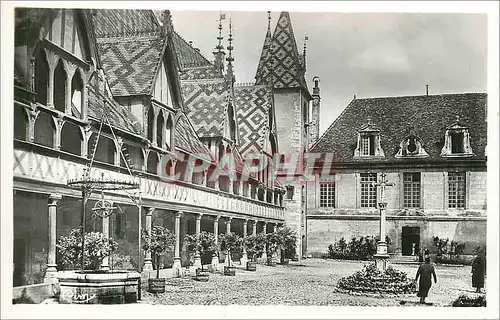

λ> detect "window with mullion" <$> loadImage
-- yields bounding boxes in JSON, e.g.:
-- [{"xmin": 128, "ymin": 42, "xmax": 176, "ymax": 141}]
[
  {"xmin": 403, "ymin": 172, "xmax": 421, "ymax": 208},
  {"xmin": 360, "ymin": 173, "xmax": 377, "ymax": 208},
  {"xmin": 448, "ymin": 172, "xmax": 466, "ymax": 208},
  {"xmin": 320, "ymin": 181, "xmax": 335, "ymax": 208}
]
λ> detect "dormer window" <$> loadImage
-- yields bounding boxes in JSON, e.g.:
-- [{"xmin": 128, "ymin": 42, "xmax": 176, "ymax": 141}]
[
  {"xmin": 395, "ymin": 127, "xmax": 429, "ymax": 158},
  {"xmin": 441, "ymin": 116, "xmax": 473, "ymax": 157},
  {"xmin": 354, "ymin": 118, "xmax": 385, "ymax": 158}
]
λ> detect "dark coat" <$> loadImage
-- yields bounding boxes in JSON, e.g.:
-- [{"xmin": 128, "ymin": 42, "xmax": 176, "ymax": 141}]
[
  {"xmin": 472, "ymin": 255, "xmax": 486, "ymax": 288},
  {"xmin": 415, "ymin": 263, "xmax": 437, "ymax": 298}
]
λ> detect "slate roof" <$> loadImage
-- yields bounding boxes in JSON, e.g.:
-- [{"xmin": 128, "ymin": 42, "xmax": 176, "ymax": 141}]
[
  {"xmin": 234, "ymin": 84, "xmax": 272, "ymax": 156},
  {"xmin": 311, "ymin": 93, "xmax": 487, "ymax": 163},
  {"xmin": 174, "ymin": 113, "xmax": 213, "ymax": 161},
  {"xmin": 87, "ymin": 82, "xmax": 142, "ymax": 135},
  {"xmin": 255, "ymin": 12, "xmax": 307, "ymax": 89},
  {"xmin": 181, "ymin": 79, "xmax": 230, "ymax": 137},
  {"xmin": 179, "ymin": 65, "xmax": 220, "ymax": 81}
]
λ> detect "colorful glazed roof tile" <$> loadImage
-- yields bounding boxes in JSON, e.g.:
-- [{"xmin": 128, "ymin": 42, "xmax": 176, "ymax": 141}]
[
  {"xmin": 234, "ymin": 84, "xmax": 272, "ymax": 156},
  {"xmin": 96, "ymin": 35, "xmax": 165, "ymax": 96},
  {"xmin": 311, "ymin": 93, "xmax": 487, "ymax": 162},
  {"xmin": 90, "ymin": 9, "xmax": 160, "ymax": 38},
  {"xmin": 87, "ymin": 81, "xmax": 142, "ymax": 135},
  {"xmin": 181, "ymin": 79, "xmax": 230, "ymax": 137},
  {"xmin": 174, "ymin": 113, "xmax": 213, "ymax": 161},
  {"xmin": 179, "ymin": 65, "xmax": 220, "ymax": 81},
  {"xmin": 172, "ymin": 31, "xmax": 212, "ymax": 69},
  {"xmin": 255, "ymin": 12, "xmax": 306, "ymax": 89}
]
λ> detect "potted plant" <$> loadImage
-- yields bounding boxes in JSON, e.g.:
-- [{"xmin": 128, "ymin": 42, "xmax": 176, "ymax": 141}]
[
  {"xmin": 243, "ymin": 233, "xmax": 265, "ymax": 271},
  {"xmin": 218, "ymin": 232, "xmax": 242, "ymax": 276},
  {"xmin": 57, "ymin": 229, "xmax": 118, "ymax": 271},
  {"xmin": 276, "ymin": 226, "xmax": 298, "ymax": 265},
  {"xmin": 142, "ymin": 226, "xmax": 175, "ymax": 293},
  {"xmin": 184, "ymin": 231, "xmax": 217, "ymax": 281},
  {"xmin": 265, "ymin": 232, "xmax": 282, "ymax": 267}
]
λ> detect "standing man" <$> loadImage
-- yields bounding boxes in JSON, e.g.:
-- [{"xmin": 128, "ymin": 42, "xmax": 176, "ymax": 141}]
[
  {"xmin": 415, "ymin": 256, "xmax": 438, "ymax": 304},
  {"xmin": 471, "ymin": 246, "xmax": 486, "ymax": 293}
]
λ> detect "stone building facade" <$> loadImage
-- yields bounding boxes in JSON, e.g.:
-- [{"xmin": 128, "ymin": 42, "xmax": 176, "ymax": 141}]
[
  {"xmin": 12, "ymin": 8, "xmax": 309, "ymax": 287},
  {"xmin": 307, "ymin": 93, "xmax": 487, "ymax": 257}
]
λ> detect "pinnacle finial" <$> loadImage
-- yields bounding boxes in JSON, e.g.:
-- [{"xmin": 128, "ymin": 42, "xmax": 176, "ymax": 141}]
[
  {"xmin": 303, "ymin": 35, "xmax": 308, "ymax": 56},
  {"xmin": 216, "ymin": 12, "xmax": 225, "ymax": 52},
  {"xmin": 226, "ymin": 19, "xmax": 234, "ymax": 64},
  {"xmin": 267, "ymin": 11, "xmax": 271, "ymax": 30}
]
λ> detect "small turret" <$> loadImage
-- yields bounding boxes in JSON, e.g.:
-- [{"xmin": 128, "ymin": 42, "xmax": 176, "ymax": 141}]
[
  {"xmin": 309, "ymin": 76, "xmax": 321, "ymax": 148},
  {"xmin": 225, "ymin": 19, "xmax": 235, "ymax": 84}
]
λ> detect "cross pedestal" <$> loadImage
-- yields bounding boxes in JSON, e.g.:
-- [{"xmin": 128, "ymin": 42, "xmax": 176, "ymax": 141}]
[{"xmin": 372, "ymin": 173, "xmax": 394, "ymax": 272}]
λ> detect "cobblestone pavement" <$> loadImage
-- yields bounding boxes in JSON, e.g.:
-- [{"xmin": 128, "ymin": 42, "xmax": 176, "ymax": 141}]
[{"xmin": 141, "ymin": 259, "xmax": 483, "ymax": 306}]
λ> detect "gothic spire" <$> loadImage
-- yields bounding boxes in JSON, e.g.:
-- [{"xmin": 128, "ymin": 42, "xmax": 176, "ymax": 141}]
[
  {"xmin": 213, "ymin": 12, "xmax": 226, "ymax": 74},
  {"xmin": 255, "ymin": 11, "xmax": 306, "ymax": 89},
  {"xmin": 255, "ymin": 11, "xmax": 273, "ymax": 84},
  {"xmin": 226, "ymin": 19, "xmax": 235, "ymax": 84}
]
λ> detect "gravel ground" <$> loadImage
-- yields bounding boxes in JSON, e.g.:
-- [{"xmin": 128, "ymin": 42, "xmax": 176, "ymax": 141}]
[{"xmin": 141, "ymin": 259, "xmax": 483, "ymax": 306}]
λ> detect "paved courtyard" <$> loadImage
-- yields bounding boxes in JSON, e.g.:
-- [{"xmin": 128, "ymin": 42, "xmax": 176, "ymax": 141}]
[{"xmin": 141, "ymin": 258, "xmax": 481, "ymax": 306}]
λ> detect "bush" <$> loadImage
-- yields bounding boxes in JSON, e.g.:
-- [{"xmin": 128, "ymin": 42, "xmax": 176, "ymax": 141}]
[
  {"xmin": 56, "ymin": 229, "xmax": 118, "ymax": 270},
  {"xmin": 276, "ymin": 226, "xmax": 298, "ymax": 259},
  {"xmin": 433, "ymin": 237, "xmax": 469, "ymax": 265},
  {"xmin": 452, "ymin": 294, "xmax": 486, "ymax": 307},
  {"xmin": 327, "ymin": 235, "xmax": 391, "ymax": 261},
  {"xmin": 433, "ymin": 236, "xmax": 449, "ymax": 256},
  {"xmin": 337, "ymin": 263, "xmax": 416, "ymax": 295}
]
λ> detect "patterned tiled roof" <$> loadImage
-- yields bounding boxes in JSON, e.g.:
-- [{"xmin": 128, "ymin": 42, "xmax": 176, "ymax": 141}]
[
  {"xmin": 255, "ymin": 26, "xmax": 272, "ymax": 85},
  {"xmin": 179, "ymin": 65, "xmax": 220, "ymax": 81},
  {"xmin": 174, "ymin": 113, "xmax": 213, "ymax": 161},
  {"xmin": 87, "ymin": 82, "xmax": 142, "ymax": 135},
  {"xmin": 96, "ymin": 35, "xmax": 165, "ymax": 96},
  {"xmin": 311, "ymin": 93, "xmax": 487, "ymax": 162},
  {"xmin": 181, "ymin": 79, "xmax": 230, "ymax": 137},
  {"xmin": 172, "ymin": 31, "xmax": 212, "ymax": 69},
  {"xmin": 90, "ymin": 9, "xmax": 160, "ymax": 38},
  {"xmin": 255, "ymin": 12, "xmax": 306, "ymax": 89},
  {"xmin": 234, "ymin": 84, "xmax": 272, "ymax": 156}
]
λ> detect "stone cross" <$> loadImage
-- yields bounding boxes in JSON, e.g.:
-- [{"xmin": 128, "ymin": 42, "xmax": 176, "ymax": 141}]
[{"xmin": 372, "ymin": 173, "xmax": 395, "ymax": 271}]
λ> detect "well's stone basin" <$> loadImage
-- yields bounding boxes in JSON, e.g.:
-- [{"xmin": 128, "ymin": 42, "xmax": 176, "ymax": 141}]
[{"xmin": 57, "ymin": 270, "xmax": 140, "ymax": 304}]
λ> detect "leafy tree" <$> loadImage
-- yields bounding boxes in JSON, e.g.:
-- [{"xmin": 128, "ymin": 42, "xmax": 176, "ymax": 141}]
[
  {"xmin": 218, "ymin": 232, "xmax": 242, "ymax": 267},
  {"xmin": 57, "ymin": 229, "xmax": 118, "ymax": 270},
  {"xmin": 243, "ymin": 234, "xmax": 265, "ymax": 261},
  {"xmin": 183, "ymin": 231, "xmax": 217, "ymax": 270},
  {"xmin": 142, "ymin": 226, "xmax": 175, "ymax": 278},
  {"xmin": 276, "ymin": 226, "xmax": 298, "ymax": 260}
]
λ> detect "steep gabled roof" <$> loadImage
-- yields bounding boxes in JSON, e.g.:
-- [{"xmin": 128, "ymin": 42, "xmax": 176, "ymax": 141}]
[
  {"xmin": 181, "ymin": 79, "xmax": 230, "ymax": 137},
  {"xmin": 254, "ymin": 23, "xmax": 272, "ymax": 85},
  {"xmin": 97, "ymin": 35, "xmax": 165, "ymax": 96},
  {"xmin": 234, "ymin": 84, "xmax": 273, "ymax": 157},
  {"xmin": 90, "ymin": 9, "xmax": 159, "ymax": 38},
  {"xmin": 172, "ymin": 31, "xmax": 212, "ymax": 69},
  {"xmin": 87, "ymin": 81, "xmax": 142, "ymax": 135},
  {"xmin": 91, "ymin": 9, "xmax": 165, "ymax": 97},
  {"xmin": 311, "ymin": 93, "xmax": 487, "ymax": 162},
  {"xmin": 174, "ymin": 113, "xmax": 213, "ymax": 161},
  {"xmin": 255, "ymin": 12, "xmax": 306, "ymax": 89}
]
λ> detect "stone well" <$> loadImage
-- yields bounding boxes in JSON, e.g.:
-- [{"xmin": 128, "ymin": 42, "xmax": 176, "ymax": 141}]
[{"xmin": 57, "ymin": 270, "xmax": 141, "ymax": 304}]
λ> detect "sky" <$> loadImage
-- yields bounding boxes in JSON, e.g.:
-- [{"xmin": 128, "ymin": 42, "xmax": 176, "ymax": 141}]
[{"xmin": 170, "ymin": 10, "xmax": 487, "ymax": 136}]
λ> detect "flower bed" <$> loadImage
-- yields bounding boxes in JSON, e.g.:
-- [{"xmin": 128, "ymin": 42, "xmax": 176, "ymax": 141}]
[
  {"xmin": 452, "ymin": 293, "xmax": 486, "ymax": 307},
  {"xmin": 336, "ymin": 264, "xmax": 416, "ymax": 296}
]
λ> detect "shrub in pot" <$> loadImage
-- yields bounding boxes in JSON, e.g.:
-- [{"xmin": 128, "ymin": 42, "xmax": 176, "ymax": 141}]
[
  {"xmin": 219, "ymin": 232, "xmax": 242, "ymax": 276},
  {"xmin": 243, "ymin": 234, "xmax": 265, "ymax": 271},
  {"xmin": 142, "ymin": 226, "xmax": 175, "ymax": 293},
  {"xmin": 276, "ymin": 226, "xmax": 298, "ymax": 265},
  {"xmin": 265, "ymin": 232, "xmax": 282, "ymax": 266},
  {"xmin": 184, "ymin": 231, "xmax": 217, "ymax": 281},
  {"xmin": 57, "ymin": 228, "xmax": 118, "ymax": 271}
]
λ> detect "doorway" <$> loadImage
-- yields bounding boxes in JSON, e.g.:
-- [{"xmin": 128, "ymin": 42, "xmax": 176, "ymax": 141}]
[{"xmin": 401, "ymin": 226, "xmax": 420, "ymax": 256}]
